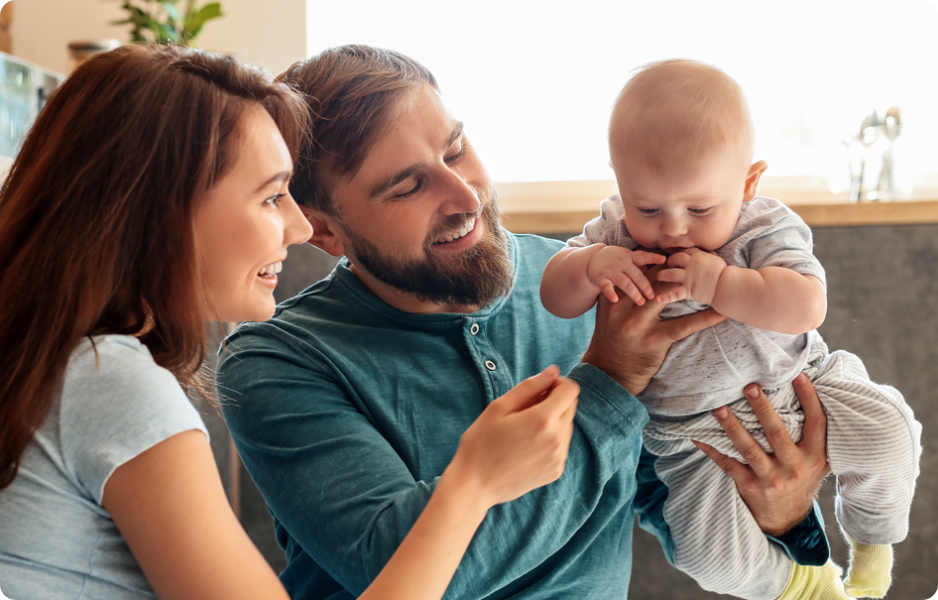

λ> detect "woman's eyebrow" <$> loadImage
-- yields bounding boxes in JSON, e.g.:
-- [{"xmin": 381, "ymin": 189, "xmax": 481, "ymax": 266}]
[{"xmin": 254, "ymin": 170, "xmax": 291, "ymax": 193}]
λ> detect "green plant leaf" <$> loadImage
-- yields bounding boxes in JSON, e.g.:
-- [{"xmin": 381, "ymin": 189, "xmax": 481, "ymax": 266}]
[
  {"xmin": 187, "ymin": 2, "xmax": 223, "ymax": 31},
  {"xmin": 162, "ymin": 1, "xmax": 181, "ymax": 22}
]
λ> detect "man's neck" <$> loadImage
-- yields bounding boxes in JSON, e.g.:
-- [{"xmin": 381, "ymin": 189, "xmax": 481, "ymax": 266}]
[{"xmin": 349, "ymin": 263, "xmax": 479, "ymax": 315}]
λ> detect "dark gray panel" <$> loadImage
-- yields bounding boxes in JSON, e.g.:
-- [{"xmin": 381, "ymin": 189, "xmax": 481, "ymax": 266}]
[{"xmin": 629, "ymin": 223, "xmax": 938, "ymax": 599}]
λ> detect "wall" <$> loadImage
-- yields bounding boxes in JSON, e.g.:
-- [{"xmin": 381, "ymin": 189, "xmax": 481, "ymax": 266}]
[{"xmin": 11, "ymin": 0, "xmax": 305, "ymax": 76}]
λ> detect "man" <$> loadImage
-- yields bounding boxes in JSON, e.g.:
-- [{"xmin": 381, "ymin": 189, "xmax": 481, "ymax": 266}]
[{"xmin": 218, "ymin": 45, "xmax": 831, "ymax": 599}]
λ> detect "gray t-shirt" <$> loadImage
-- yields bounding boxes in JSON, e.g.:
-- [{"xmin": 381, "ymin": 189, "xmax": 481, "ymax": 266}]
[
  {"xmin": 0, "ymin": 335, "xmax": 207, "ymax": 599},
  {"xmin": 569, "ymin": 195, "xmax": 827, "ymax": 416}
]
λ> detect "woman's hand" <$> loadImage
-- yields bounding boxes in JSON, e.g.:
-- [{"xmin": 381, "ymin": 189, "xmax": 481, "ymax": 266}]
[
  {"xmin": 447, "ymin": 365, "xmax": 579, "ymax": 510},
  {"xmin": 358, "ymin": 366, "xmax": 578, "ymax": 600},
  {"xmin": 692, "ymin": 373, "xmax": 831, "ymax": 536}
]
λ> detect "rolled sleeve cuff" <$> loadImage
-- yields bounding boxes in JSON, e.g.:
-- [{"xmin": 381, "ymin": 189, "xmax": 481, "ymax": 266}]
[
  {"xmin": 767, "ymin": 501, "xmax": 831, "ymax": 567},
  {"xmin": 566, "ymin": 362, "xmax": 649, "ymax": 434}
]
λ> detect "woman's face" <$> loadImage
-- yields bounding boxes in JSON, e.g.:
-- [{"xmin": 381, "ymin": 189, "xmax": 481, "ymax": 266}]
[{"xmin": 193, "ymin": 104, "xmax": 312, "ymax": 323}]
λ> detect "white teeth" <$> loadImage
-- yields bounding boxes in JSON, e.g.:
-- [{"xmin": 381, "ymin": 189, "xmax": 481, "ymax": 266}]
[
  {"xmin": 435, "ymin": 217, "xmax": 476, "ymax": 244},
  {"xmin": 258, "ymin": 261, "xmax": 283, "ymax": 277}
]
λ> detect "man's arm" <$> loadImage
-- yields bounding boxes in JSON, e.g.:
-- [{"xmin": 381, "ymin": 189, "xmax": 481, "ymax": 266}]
[
  {"xmin": 218, "ymin": 327, "xmax": 648, "ymax": 598},
  {"xmin": 588, "ymin": 266, "xmax": 829, "ymax": 535}
]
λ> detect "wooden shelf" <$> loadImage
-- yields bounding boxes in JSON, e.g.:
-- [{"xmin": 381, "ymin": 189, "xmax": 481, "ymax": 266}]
[{"xmin": 496, "ymin": 180, "xmax": 938, "ymax": 233}]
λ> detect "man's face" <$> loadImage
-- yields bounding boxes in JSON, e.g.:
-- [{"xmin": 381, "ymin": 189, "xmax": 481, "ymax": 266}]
[{"xmin": 329, "ymin": 84, "xmax": 513, "ymax": 308}]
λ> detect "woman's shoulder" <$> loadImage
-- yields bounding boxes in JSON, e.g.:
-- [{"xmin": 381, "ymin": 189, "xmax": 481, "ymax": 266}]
[
  {"xmin": 64, "ymin": 334, "xmax": 185, "ymax": 403},
  {"xmin": 57, "ymin": 334, "xmax": 206, "ymax": 504}
]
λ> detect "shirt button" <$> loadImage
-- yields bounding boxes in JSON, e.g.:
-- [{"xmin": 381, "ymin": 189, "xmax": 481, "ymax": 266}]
[
  {"xmin": 470, "ymin": 323, "xmax": 480, "ymax": 335},
  {"xmin": 484, "ymin": 360, "xmax": 497, "ymax": 371}
]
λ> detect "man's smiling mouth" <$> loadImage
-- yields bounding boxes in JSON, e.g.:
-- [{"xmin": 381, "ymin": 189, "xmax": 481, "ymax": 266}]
[{"xmin": 432, "ymin": 216, "xmax": 477, "ymax": 245}]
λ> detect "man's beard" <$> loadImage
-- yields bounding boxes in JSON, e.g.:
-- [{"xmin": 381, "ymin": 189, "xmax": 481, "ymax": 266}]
[{"xmin": 341, "ymin": 191, "xmax": 514, "ymax": 308}]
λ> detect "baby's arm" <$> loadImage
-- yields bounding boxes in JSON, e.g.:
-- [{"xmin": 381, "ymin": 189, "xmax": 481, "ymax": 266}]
[
  {"xmin": 541, "ymin": 245, "xmax": 666, "ymax": 319},
  {"xmin": 656, "ymin": 247, "xmax": 827, "ymax": 335}
]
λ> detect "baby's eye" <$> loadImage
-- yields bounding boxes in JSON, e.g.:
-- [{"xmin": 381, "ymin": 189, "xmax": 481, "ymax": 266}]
[
  {"xmin": 688, "ymin": 207, "xmax": 711, "ymax": 215},
  {"xmin": 637, "ymin": 207, "xmax": 659, "ymax": 215}
]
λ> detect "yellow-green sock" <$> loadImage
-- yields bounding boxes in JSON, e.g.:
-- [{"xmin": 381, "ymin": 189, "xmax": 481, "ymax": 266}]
[
  {"xmin": 776, "ymin": 560, "xmax": 849, "ymax": 600},
  {"xmin": 843, "ymin": 533, "xmax": 893, "ymax": 598}
]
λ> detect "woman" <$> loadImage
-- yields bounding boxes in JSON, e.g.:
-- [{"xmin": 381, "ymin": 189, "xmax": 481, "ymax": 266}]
[{"xmin": 0, "ymin": 45, "xmax": 578, "ymax": 600}]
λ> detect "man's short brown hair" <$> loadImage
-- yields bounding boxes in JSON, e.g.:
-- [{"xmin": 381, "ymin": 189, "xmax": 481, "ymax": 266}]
[{"xmin": 277, "ymin": 45, "xmax": 438, "ymax": 215}]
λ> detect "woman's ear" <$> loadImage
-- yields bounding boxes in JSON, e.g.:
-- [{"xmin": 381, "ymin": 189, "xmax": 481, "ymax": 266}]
[
  {"xmin": 744, "ymin": 160, "xmax": 768, "ymax": 202},
  {"xmin": 299, "ymin": 205, "xmax": 346, "ymax": 258}
]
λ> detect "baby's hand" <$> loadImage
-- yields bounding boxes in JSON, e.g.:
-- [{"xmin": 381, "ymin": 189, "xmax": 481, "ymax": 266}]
[
  {"xmin": 656, "ymin": 247, "xmax": 727, "ymax": 305},
  {"xmin": 586, "ymin": 246, "xmax": 667, "ymax": 306}
]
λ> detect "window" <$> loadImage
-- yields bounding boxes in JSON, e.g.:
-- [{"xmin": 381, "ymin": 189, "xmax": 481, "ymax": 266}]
[{"xmin": 307, "ymin": 0, "xmax": 938, "ymax": 195}]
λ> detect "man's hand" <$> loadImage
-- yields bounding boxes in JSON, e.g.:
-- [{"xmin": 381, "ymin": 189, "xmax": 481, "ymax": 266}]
[
  {"xmin": 692, "ymin": 374, "xmax": 831, "ymax": 537},
  {"xmin": 655, "ymin": 247, "xmax": 727, "ymax": 305},
  {"xmin": 586, "ymin": 246, "xmax": 666, "ymax": 306},
  {"xmin": 582, "ymin": 264, "xmax": 727, "ymax": 396}
]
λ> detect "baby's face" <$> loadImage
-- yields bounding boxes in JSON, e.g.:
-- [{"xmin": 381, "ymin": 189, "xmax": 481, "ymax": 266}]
[{"xmin": 611, "ymin": 146, "xmax": 750, "ymax": 254}]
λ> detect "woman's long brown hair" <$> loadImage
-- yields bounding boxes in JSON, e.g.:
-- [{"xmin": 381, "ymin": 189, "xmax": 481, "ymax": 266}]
[{"xmin": 0, "ymin": 45, "xmax": 308, "ymax": 490}]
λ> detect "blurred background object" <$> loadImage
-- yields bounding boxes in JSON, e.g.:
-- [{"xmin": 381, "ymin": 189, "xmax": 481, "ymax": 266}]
[
  {"xmin": 0, "ymin": 2, "xmax": 12, "ymax": 54},
  {"xmin": 845, "ymin": 107, "xmax": 904, "ymax": 202},
  {"xmin": 110, "ymin": 0, "xmax": 223, "ymax": 46},
  {"xmin": 67, "ymin": 39, "xmax": 122, "ymax": 69},
  {"xmin": 0, "ymin": 51, "xmax": 64, "ymax": 178}
]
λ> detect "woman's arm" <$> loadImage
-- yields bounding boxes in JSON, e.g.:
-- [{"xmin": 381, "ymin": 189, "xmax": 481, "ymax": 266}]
[
  {"xmin": 103, "ymin": 429, "xmax": 290, "ymax": 600},
  {"xmin": 361, "ymin": 366, "xmax": 579, "ymax": 599}
]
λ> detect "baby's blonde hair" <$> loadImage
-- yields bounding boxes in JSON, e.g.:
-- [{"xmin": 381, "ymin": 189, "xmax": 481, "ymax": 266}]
[{"xmin": 610, "ymin": 59, "xmax": 754, "ymax": 175}]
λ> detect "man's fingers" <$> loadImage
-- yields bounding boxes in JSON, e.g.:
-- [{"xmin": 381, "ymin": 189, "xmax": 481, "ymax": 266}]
[
  {"xmin": 692, "ymin": 439, "xmax": 750, "ymax": 483},
  {"xmin": 793, "ymin": 373, "xmax": 829, "ymax": 454},
  {"xmin": 712, "ymin": 405, "xmax": 774, "ymax": 474},
  {"xmin": 661, "ymin": 307, "xmax": 726, "ymax": 341},
  {"xmin": 743, "ymin": 384, "xmax": 797, "ymax": 464}
]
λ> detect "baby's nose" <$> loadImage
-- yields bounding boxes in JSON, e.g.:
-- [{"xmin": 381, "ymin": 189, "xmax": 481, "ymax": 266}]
[{"xmin": 661, "ymin": 217, "xmax": 687, "ymax": 237}]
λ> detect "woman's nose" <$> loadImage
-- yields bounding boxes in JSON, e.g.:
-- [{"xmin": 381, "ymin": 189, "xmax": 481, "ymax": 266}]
[{"xmin": 284, "ymin": 195, "xmax": 313, "ymax": 245}]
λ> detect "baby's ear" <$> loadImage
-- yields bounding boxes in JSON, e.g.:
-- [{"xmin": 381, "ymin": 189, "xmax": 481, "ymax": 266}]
[{"xmin": 743, "ymin": 160, "xmax": 768, "ymax": 201}]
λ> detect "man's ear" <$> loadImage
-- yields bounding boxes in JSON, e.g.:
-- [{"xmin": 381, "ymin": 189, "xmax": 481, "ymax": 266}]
[
  {"xmin": 299, "ymin": 205, "xmax": 346, "ymax": 258},
  {"xmin": 743, "ymin": 160, "xmax": 768, "ymax": 202}
]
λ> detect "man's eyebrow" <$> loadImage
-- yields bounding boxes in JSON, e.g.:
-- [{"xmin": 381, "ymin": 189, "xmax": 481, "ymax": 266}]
[
  {"xmin": 446, "ymin": 121, "xmax": 465, "ymax": 150},
  {"xmin": 254, "ymin": 170, "xmax": 291, "ymax": 194},
  {"xmin": 369, "ymin": 121, "xmax": 465, "ymax": 199}
]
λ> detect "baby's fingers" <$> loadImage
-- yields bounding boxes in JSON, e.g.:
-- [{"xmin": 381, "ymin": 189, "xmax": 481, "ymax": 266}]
[
  {"xmin": 597, "ymin": 279, "xmax": 620, "ymax": 303},
  {"xmin": 655, "ymin": 278, "xmax": 689, "ymax": 304},
  {"xmin": 609, "ymin": 274, "xmax": 648, "ymax": 306},
  {"xmin": 631, "ymin": 251, "xmax": 667, "ymax": 267}
]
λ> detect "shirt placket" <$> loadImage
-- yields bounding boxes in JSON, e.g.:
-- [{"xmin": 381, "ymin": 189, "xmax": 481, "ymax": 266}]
[{"xmin": 463, "ymin": 317, "xmax": 514, "ymax": 402}]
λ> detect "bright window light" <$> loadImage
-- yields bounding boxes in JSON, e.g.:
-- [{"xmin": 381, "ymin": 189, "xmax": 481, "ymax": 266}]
[{"xmin": 307, "ymin": 0, "xmax": 938, "ymax": 185}]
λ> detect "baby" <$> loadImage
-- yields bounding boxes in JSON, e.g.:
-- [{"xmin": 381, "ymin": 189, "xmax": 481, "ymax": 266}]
[{"xmin": 541, "ymin": 60, "xmax": 921, "ymax": 600}]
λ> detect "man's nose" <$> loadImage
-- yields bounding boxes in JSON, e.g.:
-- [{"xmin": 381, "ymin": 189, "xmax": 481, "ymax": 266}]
[{"xmin": 438, "ymin": 168, "xmax": 481, "ymax": 215}]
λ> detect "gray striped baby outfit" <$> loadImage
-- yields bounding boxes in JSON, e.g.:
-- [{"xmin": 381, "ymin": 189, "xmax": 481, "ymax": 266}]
[{"xmin": 569, "ymin": 196, "xmax": 922, "ymax": 599}]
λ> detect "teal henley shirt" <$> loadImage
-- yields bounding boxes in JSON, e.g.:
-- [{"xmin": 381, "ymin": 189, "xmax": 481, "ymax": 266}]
[{"xmin": 218, "ymin": 232, "xmax": 826, "ymax": 599}]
